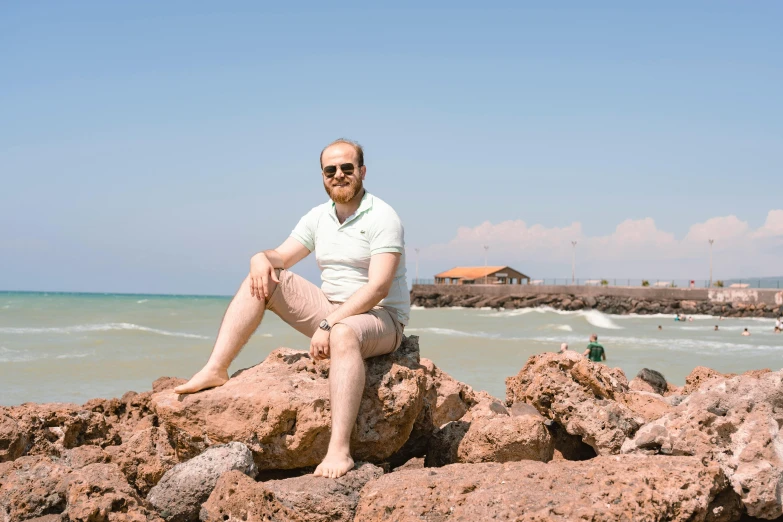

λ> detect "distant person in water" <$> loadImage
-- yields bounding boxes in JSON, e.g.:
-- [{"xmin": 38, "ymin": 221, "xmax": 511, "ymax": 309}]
[
  {"xmin": 742, "ymin": 328, "xmax": 751, "ymax": 336},
  {"xmin": 774, "ymin": 317, "xmax": 781, "ymax": 333},
  {"xmin": 714, "ymin": 325, "xmax": 719, "ymax": 331},
  {"xmin": 658, "ymin": 325, "xmax": 662, "ymax": 330},
  {"xmin": 583, "ymin": 334, "xmax": 606, "ymax": 362},
  {"xmin": 687, "ymin": 316, "xmax": 694, "ymax": 322},
  {"xmin": 559, "ymin": 342, "xmax": 569, "ymax": 353}
]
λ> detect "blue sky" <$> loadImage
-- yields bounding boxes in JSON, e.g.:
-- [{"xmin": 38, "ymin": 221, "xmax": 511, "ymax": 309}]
[{"xmin": 2, "ymin": 2, "xmax": 781, "ymax": 294}]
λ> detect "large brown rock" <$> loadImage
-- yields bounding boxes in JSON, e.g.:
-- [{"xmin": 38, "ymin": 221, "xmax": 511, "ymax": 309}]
[
  {"xmin": 105, "ymin": 427, "xmax": 178, "ymax": 496},
  {"xmin": 1, "ymin": 403, "xmax": 116, "ymax": 458},
  {"xmin": 64, "ymin": 463, "xmax": 163, "ymax": 522},
  {"xmin": 622, "ymin": 370, "xmax": 783, "ymax": 519},
  {"xmin": 505, "ymin": 351, "xmax": 641, "ymax": 454},
  {"xmin": 682, "ymin": 367, "xmax": 729, "ymax": 395},
  {"xmin": 0, "ymin": 413, "xmax": 25, "ymax": 463},
  {"xmin": 151, "ymin": 337, "xmax": 428, "ymax": 470},
  {"xmin": 0, "ymin": 455, "xmax": 70, "ymax": 521},
  {"xmin": 354, "ymin": 455, "xmax": 736, "ymax": 521},
  {"xmin": 426, "ymin": 400, "xmax": 554, "ymax": 467},
  {"xmin": 200, "ymin": 463, "xmax": 383, "ymax": 522}
]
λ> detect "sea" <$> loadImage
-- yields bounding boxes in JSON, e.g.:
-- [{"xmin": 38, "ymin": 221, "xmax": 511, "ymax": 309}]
[{"xmin": 1, "ymin": 291, "xmax": 781, "ymax": 406}]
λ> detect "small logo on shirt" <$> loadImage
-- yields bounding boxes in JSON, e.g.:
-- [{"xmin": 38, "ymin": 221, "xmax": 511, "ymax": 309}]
[{"xmin": 360, "ymin": 230, "xmax": 365, "ymax": 234}]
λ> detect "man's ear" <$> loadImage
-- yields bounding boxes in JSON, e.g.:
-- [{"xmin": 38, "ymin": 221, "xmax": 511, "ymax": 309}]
[{"xmin": 360, "ymin": 165, "xmax": 367, "ymax": 180}]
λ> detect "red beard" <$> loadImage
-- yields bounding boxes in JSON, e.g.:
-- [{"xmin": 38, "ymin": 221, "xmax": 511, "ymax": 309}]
[{"xmin": 324, "ymin": 176, "xmax": 363, "ymax": 204}]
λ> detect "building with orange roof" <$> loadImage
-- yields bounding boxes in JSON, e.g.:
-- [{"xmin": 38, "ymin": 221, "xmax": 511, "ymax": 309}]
[{"xmin": 434, "ymin": 266, "xmax": 530, "ymax": 285}]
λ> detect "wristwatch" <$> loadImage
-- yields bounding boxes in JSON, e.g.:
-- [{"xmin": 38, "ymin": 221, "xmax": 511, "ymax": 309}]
[{"xmin": 319, "ymin": 319, "xmax": 331, "ymax": 332}]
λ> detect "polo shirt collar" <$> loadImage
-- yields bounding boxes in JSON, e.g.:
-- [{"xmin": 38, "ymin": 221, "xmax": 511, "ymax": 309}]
[{"xmin": 329, "ymin": 190, "xmax": 374, "ymax": 226}]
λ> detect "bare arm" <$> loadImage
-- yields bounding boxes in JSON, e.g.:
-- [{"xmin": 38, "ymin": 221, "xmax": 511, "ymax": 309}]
[
  {"xmin": 249, "ymin": 237, "xmax": 311, "ymax": 300},
  {"xmin": 325, "ymin": 252, "xmax": 401, "ymax": 327}
]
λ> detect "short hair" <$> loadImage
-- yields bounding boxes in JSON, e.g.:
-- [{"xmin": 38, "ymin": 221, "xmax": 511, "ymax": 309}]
[
  {"xmin": 320, "ymin": 138, "xmax": 364, "ymax": 168},
  {"xmin": 591, "ymin": 334, "xmax": 598, "ymax": 341}
]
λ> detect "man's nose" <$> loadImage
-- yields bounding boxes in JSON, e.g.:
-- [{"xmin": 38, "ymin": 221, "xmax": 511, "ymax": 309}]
[{"xmin": 333, "ymin": 167, "xmax": 346, "ymax": 179}]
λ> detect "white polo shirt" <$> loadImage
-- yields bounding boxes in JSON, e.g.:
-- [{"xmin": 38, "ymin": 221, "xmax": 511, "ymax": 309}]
[{"xmin": 290, "ymin": 192, "xmax": 410, "ymax": 325}]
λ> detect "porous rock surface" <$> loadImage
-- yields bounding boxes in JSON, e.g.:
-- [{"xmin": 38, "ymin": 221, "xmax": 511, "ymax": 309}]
[
  {"xmin": 200, "ymin": 462, "xmax": 383, "ymax": 522},
  {"xmin": 505, "ymin": 351, "xmax": 643, "ymax": 454},
  {"xmin": 623, "ymin": 370, "xmax": 783, "ymax": 519},
  {"xmin": 354, "ymin": 455, "xmax": 736, "ymax": 521},
  {"xmin": 426, "ymin": 399, "xmax": 554, "ymax": 467},
  {"xmin": 147, "ymin": 442, "xmax": 256, "ymax": 522},
  {"xmin": 152, "ymin": 336, "xmax": 441, "ymax": 470}
]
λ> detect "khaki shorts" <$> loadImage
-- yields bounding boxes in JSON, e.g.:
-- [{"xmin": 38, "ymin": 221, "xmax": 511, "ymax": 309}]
[{"xmin": 265, "ymin": 269, "xmax": 404, "ymax": 359}]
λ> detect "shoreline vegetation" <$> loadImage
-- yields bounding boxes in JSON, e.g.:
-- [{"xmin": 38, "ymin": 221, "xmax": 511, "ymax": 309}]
[
  {"xmin": 1, "ymin": 336, "xmax": 781, "ymax": 521},
  {"xmin": 411, "ymin": 288, "xmax": 783, "ymax": 319}
]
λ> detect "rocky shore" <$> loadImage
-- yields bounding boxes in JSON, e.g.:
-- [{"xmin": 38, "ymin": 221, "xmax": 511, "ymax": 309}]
[
  {"xmin": 411, "ymin": 289, "xmax": 783, "ymax": 318},
  {"xmin": 2, "ymin": 336, "xmax": 782, "ymax": 521}
]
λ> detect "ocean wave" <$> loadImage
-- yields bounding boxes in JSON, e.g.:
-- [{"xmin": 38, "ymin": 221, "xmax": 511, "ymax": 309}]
[
  {"xmin": 136, "ymin": 299, "xmax": 149, "ymax": 304},
  {"xmin": 555, "ymin": 325, "xmax": 573, "ymax": 331},
  {"xmin": 56, "ymin": 352, "xmax": 93, "ymax": 359},
  {"xmin": 531, "ymin": 334, "xmax": 783, "ymax": 356},
  {"xmin": 0, "ymin": 323, "xmax": 209, "ymax": 340},
  {"xmin": 479, "ymin": 307, "xmax": 623, "ymax": 330},
  {"xmin": 405, "ymin": 327, "xmax": 523, "ymax": 341}
]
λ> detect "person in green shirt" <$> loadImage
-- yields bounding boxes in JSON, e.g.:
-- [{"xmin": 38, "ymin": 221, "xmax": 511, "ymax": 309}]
[{"xmin": 583, "ymin": 334, "xmax": 606, "ymax": 362}]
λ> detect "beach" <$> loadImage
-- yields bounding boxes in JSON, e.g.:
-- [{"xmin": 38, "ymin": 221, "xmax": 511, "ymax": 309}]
[{"xmin": 1, "ymin": 291, "xmax": 780, "ymax": 406}]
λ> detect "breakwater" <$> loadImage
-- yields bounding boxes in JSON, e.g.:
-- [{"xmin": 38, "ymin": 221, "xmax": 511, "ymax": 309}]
[{"xmin": 411, "ymin": 284, "xmax": 783, "ymax": 318}]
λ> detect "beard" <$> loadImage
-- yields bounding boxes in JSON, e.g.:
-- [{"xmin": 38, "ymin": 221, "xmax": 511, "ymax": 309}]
[{"xmin": 324, "ymin": 176, "xmax": 363, "ymax": 204}]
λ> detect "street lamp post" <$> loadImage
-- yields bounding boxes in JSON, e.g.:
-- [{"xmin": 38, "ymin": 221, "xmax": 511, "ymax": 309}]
[
  {"xmin": 708, "ymin": 239, "xmax": 714, "ymax": 287},
  {"xmin": 571, "ymin": 241, "xmax": 577, "ymax": 284},
  {"xmin": 414, "ymin": 248, "xmax": 420, "ymax": 283}
]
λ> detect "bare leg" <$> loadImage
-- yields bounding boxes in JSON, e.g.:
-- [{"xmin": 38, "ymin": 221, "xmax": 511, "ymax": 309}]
[
  {"xmin": 174, "ymin": 275, "xmax": 271, "ymax": 394},
  {"xmin": 313, "ymin": 325, "xmax": 364, "ymax": 478}
]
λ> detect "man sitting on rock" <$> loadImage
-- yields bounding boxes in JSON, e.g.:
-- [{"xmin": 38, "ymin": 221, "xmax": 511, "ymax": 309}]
[
  {"xmin": 583, "ymin": 334, "xmax": 606, "ymax": 362},
  {"xmin": 174, "ymin": 138, "xmax": 409, "ymax": 479}
]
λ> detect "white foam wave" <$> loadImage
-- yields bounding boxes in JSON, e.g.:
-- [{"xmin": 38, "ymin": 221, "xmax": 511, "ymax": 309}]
[
  {"xmin": 56, "ymin": 352, "xmax": 92, "ymax": 359},
  {"xmin": 136, "ymin": 299, "xmax": 149, "ymax": 304},
  {"xmin": 531, "ymin": 334, "xmax": 783, "ymax": 356},
  {"xmin": 0, "ymin": 323, "xmax": 209, "ymax": 340},
  {"xmin": 405, "ymin": 327, "xmax": 523, "ymax": 341},
  {"xmin": 556, "ymin": 325, "xmax": 573, "ymax": 331},
  {"xmin": 260, "ymin": 333, "xmax": 274, "ymax": 337}
]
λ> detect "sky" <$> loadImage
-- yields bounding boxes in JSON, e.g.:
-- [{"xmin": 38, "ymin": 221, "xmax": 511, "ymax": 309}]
[{"xmin": 2, "ymin": 2, "xmax": 782, "ymax": 295}]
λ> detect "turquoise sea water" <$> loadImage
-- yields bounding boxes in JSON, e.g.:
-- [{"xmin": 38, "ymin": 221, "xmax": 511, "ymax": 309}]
[{"xmin": 1, "ymin": 291, "xmax": 781, "ymax": 406}]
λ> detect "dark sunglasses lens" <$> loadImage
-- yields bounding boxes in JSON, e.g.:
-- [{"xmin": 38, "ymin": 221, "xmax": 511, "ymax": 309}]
[
  {"xmin": 323, "ymin": 166, "xmax": 337, "ymax": 177},
  {"xmin": 340, "ymin": 163, "xmax": 355, "ymax": 174}
]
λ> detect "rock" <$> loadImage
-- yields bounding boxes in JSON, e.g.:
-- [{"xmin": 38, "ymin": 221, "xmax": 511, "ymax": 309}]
[
  {"xmin": 635, "ymin": 368, "xmax": 668, "ymax": 395},
  {"xmin": 0, "ymin": 455, "xmax": 70, "ymax": 521},
  {"xmin": 151, "ymin": 337, "xmax": 428, "ymax": 470},
  {"xmin": 628, "ymin": 377, "xmax": 657, "ymax": 394},
  {"xmin": 2, "ymin": 403, "xmax": 115, "ymax": 458},
  {"xmin": 622, "ymin": 370, "xmax": 783, "ymax": 519},
  {"xmin": 200, "ymin": 463, "xmax": 383, "ymax": 522},
  {"xmin": 354, "ymin": 455, "xmax": 736, "ymax": 521},
  {"xmin": 584, "ymin": 296, "xmax": 597, "ymax": 308},
  {"xmin": 0, "ymin": 413, "xmax": 26, "ymax": 463},
  {"xmin": 105, "ymin": 427, "xmax": 178, "ymax": 495},
  {"xmin": 64, "ymin": 463, "xmax": 163, "ymax": 522},
  {"xmin": 682, "ymin": 367, "xmax": 729, "ymax": 395},
  {"xmin": 505, "ymin": 352, "xmax": 640, "ymax": 454},
  {"xmin": 681, "ymin": 300, "xmax": 698, "ymax": 311},
  {"xmin": 426, "ymin": 399, "xmax": 553, "ymax": 467},
  {"xmin": 147, "ymin": 442, "xmax": 256, "ymax": 522},
  {"xmin": 617, "ymin": 391, "xmax": 672, "ymax": 423},
  {"xmin": 62, "ymin": 445, "xmax": 110, "ymax": 469}
]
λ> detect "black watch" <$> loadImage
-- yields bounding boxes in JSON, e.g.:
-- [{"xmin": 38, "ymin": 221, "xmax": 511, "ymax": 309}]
[{"xmin": 319, "ymin": 319, "xmax": 331, "ymax": 332}]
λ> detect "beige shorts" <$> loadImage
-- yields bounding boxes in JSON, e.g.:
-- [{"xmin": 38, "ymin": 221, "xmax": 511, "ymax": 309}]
[{"xmin": 265, "ymin": 269, "xmax": 404, "ymax": 359}]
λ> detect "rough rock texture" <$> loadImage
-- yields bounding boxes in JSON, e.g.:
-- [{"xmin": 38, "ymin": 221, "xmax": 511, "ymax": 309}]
[
  {"xmin": 151, "ymin": 336, "xmax": 428, "ymax": 470},
  {"xmin": 354, "ymin": 455, "xmax": 736, "ymax": 522},
  {"xmin": 64, "ymin": 463, "xmax": 163, "ymax": 522},
  {"xmin": 0, "ymin": 456, "xmax": 161, "ymax": 522},
  {"xmin": 0, "ymin": 414, "xmax": 25, "ymax": 463},
  {"xmin": 426, "ymin": 399, "xmax": 553, "ymax": 467},
  {"xmin": 147, "ymin": 442, "xmax": 256, "ymax": 522},
  {"xmin": 505, "ymin": 351, "xmax": 641, "ymax": 454},
  {"xmin": 623, "ymin": 371, "xmax": 783, "ymax": 519},
  {"xmin": 617, "ymin": 391, "xmax": 673, "ymax": 423},
  {"xmin": 200, "ymin": 463, "xmax": 383, "ymax": 522},
  {"xmin": 105, "ymin": 427, "xmax": 178, "ymax": 496},
  {"xmin": 635, "ymin": 368, "xmax": 669, "ymax": 395},
  {"xmin": 683, "ymin": 367, "xmax": 730, "ymax": 395}
]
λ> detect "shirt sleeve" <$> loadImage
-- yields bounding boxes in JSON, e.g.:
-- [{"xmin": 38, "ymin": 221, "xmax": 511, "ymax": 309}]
[
  {"xmin": 368, "ymin": 207, "xmax": 405, "ymax": 255},
  {"xmin": 290, "ymin": 206, "xmax": 321, "ymax": 252}
]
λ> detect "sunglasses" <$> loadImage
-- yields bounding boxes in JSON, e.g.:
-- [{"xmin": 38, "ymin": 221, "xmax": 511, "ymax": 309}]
[{"xmin": 322, "ymin": 163, "xmax": 359, "ymax": 178}]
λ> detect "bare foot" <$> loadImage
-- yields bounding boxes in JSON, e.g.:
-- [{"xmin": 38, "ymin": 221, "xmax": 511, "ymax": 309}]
[
  {"xmin": 173, "ymin": 367, "xmax": 229, "ymax": 394},
  {"xmin": 313, "ymin": 452, "xmax": 354, "ymax": 479}
]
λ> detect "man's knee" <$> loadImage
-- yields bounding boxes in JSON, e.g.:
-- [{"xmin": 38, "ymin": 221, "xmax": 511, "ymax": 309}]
[{"xmin": 329, "ymin": 324, "xmax": 360, "ymax": 356}]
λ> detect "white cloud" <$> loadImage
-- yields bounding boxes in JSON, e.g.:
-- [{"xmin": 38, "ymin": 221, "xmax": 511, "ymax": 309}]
[{"xmin": 417, "ymin": 210, "xmax": 783, "ymax": 279}]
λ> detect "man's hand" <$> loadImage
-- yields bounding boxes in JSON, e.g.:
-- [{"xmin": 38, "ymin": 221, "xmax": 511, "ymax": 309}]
[
  {"xmin": 310, "ymin": 328, "xmax": 331, "ymax": 360},
  {"xmin": 249, "ymin": 252, "xmax": 280, "ymax": 300}
]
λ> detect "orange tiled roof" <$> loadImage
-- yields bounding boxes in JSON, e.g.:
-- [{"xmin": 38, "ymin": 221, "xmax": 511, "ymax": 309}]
[{"xmin": 434, "ymin": 266, "xmax": 510, "ymax": 279}]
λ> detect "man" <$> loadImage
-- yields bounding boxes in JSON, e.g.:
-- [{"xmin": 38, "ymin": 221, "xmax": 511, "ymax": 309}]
[
  {"xmin": 174, "ymin": 138, "xmax": 409, "ymax": 479},
  {"xmin": 775, "ymin": 317, "xmax": 781, "ymax": 333},
  {"xmin": 583, "ymin": 334, "xmax": 606, "ymax": 362},
  {"xmin": 559, "ymin": 342, "xmax": 568, "ymax": 353},
  {"xmin": 742, "ymin": 328, "xmax": 751, "ymax": 336}
]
